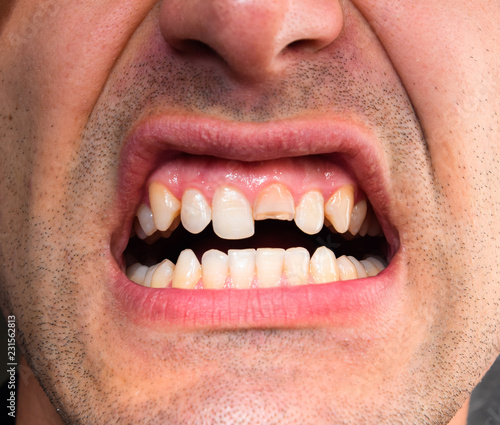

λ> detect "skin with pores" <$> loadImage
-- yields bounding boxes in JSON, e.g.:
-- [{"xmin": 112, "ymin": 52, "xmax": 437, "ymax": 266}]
[{"xmin": 0, "ymin": 0, "xmax": 499, "ymax": 424}]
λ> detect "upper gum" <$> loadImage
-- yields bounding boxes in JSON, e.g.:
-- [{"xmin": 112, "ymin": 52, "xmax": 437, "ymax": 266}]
[{"xmin": 145, "ymin": 155, "xmax": 363, "ymax": 205}]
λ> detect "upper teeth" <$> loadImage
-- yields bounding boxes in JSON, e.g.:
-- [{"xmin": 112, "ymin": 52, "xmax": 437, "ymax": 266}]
[
  {"xmin": 138, "ymin": 181, "xmax": 377, "ymax": 240},
  {"xmin": 128, "ymin": 180, "xmax": 386, "ymax": 289}
]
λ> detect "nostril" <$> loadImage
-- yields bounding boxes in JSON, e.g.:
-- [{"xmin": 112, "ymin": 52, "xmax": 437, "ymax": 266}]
[
  {"xmin": 172, "ymin": 39, "xmax": 217, "ymax": 56},
  {"xmin": 284, "ymin": 38, "xmax": 327, "ymax": 54}
]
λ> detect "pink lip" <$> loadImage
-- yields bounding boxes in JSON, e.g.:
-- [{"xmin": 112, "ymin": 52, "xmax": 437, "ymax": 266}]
[{"xmin": 109, "ymin": 112, "xmax": 402, "ymax": 330}]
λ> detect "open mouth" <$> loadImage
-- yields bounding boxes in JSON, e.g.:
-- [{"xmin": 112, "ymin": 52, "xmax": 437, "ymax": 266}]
[
  {"xmin": 123, "ymin": 156, "xmax": 389, "ymax": 289},
  {"xmin": 110, "ymin": 115, "xmax": 401, "ymax": 328}
]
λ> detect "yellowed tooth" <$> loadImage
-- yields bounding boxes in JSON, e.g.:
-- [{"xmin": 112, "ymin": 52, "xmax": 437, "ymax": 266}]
[
  {"xmin": 149, "ymin": 182, "xmax": 181, "ymax": 231},
  {"xmin": 337, "ymin": 255, "xmax": 358, "ymax": 281},
  {"xmin": 284, "ymin": 248, "xmax": 310, "ymax": 286},
  {"xmin": 360, "ymin": 259, "xmax": 379, "ymax": 277},
  {"xmin": 202, "ymin": 250, "xmax": 229, "ymax": 289},
  {"xmin": 172, "ymin": 249, "xmax": 201, "ymax": 289},
  {"xmin": 256, "ymin": 248, "xmax": 285, "ymax": 288},
  {"xmin": 137, "ymin": 204, "xmax": 157, "ymax": 236},
  {"xmin": 212, "ymin": 186, "xmax": 254, "ymax": 240},
  {"xmin": 310, "ymin": 246, "xmax": 339, "ymax": 283},
  {"xmin": 348, "ymin": 199, "xmax": 367, "ymax": 235},
  {"xmin": 181, "ymin": 189, "xmax": 211, "ymax": 234},
  {"xmin": 325, "ymin": 185, "xmax": 354, "ymax": 234},
  {"xmin": 127, "ymin": 263, "xmax": 148, "ymax": 285},
  {"xmin": 228, "ymin": 249, "xmax": 256, "ymax": 289},
  {"xmin": 347, "ymin": 256, "xmax": 368, "ymax": 278},
  {"xmin": 294, "ymin": 191, "xmax": 324, "ymax": 235},
  {"xmin": 253, "ymin": 183, "xmax": 295, "ymax": 221},
  {"xmin": 151, "ymin": 259, "xmax": 175, "ymax": 288}
]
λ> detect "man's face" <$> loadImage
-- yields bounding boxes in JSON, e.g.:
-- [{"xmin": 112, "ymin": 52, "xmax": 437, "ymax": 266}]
[{"xmin": 0, "ymin": 0, "xmax": 498, "ymax": 423}]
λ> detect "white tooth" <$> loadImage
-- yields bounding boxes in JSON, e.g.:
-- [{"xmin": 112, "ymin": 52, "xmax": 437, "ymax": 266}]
[
  {"xmin": 256, "ymin": 248, "xmax": 285, "ymax": 288},
  {"xmin": 360, "ymin": 259, "xmax": 380, "ymax": 277},
  {"xmin": 228, "ymin": 249, "xmax": 256, "ymax": 289},
  {"xmin": 127, "ymin": 263, "xmax": 148, "ymax": 285},
  {"xmin": 358, "ymin": 212, "xmax": 370, "ymax": 237},
  {"xmin": 253, "ymin": 184, "xmax": 295, "ymax": 221},
  {"xmin": 347, "ymin": 256, "xmax": 368, "ymax": 278},
  {"xmin": 284, "ymin": 248, "xmax": 310, "ymax": 286},
  {"xmin": 149, "ymin": 182, "xmax": 181, "ymax": 232},
  {"xmin": 181, "ymin": 189, "xmax": 211, "ymax": 234},
  {"xmin": 134, "ymin": 218, "xmax": 148, "ymax": 240},
  {"xmin": 172, "ymin": 249, "xmax": 201, "ymax": 289},
  {"xmin": 137, "ymin": 204, "xmax": 157, "ymax": 236},
  {"xmin": 365, "ymin": 256, "xmax": 387, "ymax": 271},
  {"xmin": 348, "ymin": 199, "xmax": 367, "ymax": 235},
  {"xmin": 212, "ymin": 186, "xmax": 254, "ymax": 240},
  {"xmin": 143, "ymin": 264, "xmax": 159, "ymax": 287},
  {"xmin": 202, "ymin": 249, "xmax": 229, "ymax": 289},
  {"xmin": 325, "ymin": 185, "xmax": 354, "ymax": 234},
  {"xmin": 160, "ymin": 216, "xmax": 181, "ymax": 238},
  {"xmin": 310, "ymin": 246, "xmax": 339, "ymax": 283},
  {"xmin": 336, "ymin": 256, "xmax": 358, "ymax": 281},
  {"xmin": 294, "ymin": 191, "xmax": 324, "ymax": 235},
  {"xmin": 151, "ymin": 259, "xmax": 175, "ymax": 288}
]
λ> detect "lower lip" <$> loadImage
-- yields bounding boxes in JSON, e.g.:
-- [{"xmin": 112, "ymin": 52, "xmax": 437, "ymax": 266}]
[{"xmin": 108, "ymin": 249, "xmax": 404, "ymax": 330}]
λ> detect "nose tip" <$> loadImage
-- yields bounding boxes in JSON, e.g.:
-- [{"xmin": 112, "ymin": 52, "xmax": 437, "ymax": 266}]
[{"xmin": 159, "ymin": 0, "xmax": 344, "ymax": 81}]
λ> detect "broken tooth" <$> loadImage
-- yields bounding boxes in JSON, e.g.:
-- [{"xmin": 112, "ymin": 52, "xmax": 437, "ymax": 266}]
[
  {"xmin": 348, "ymin": 199, "xmax": 367, "ymax": 235},
  {"xmin": 181, "ymin": 189, "xmax": 211, "ymax": 234},
  {"xmin": 149, "ymin": 182, "xmax": 181, "ymax": 231},
  {"xmin": 137, "ymin": 204, "xmax": 157, "ymax": 236},
  {"xmin": 310, "ymin": 246, "xmax": 339, "ymax": 284},
  {"xmin": 127, "ymin": 263, "xmax": 148, "ymax": 285},
  {"xmin": 172, "ymin": 249, "xmax": 201, "ymax": 289},
  {"xmin": 294, "ymin": 191, "xmax": 324, "ymax": 235},
  {"xmin": 256, "ymin": 248, "xmax": 285, "ymax": 288},
  {"xmin": 284, "ymin": 247, "xmax": 310, "ymax": 286},
  {"xmin": 151, "ymin": 259, "xmax": 175, "ymax": 288},
  {"xmin": 347, "ymin": 256, "xmax": 368, "ymax": 278},
  {"xmin": 337, "ymin": 255, "xmax": 358, "ymax": 281},
  {"xmin": 212, "ymin": 186, "xmax": 254, "ymax": 240},
  {"xmin": 202, "ymin": 249, "xmax": 229, "ymax": 289},
  {"xmin": 253, "ymin": 183, "xmax": 295, "ymax": 221},
  {"xmin": 228, "ymin": 249, "xmax": 256, "ymax": 289},
  {"xmin": 325, "ymin": 185, "xmax": 354, "ymax": 234}
]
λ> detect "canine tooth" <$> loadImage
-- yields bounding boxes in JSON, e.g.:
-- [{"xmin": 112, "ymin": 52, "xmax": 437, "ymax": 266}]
[
  {"xmin": 181, "ymin": 189, "xmax": 211, "ymax": 234},
  {"xmin": 172, "ymin": 249, "xmax": 201, "ymax": 289},
  {"xmin": 137, "ymin": 204, "xmax": 157, "ymax": 236},
  {"xmin": 325, "ymin": 186, "xmax": 354, "ymax": 233},
  {"xmin": 284, "ymin": 248, "xmax": 310, "ymax": 286},
  {"xmin": 212, "ymin": 186, "xmax": 254, "ymax": 240},
  {"xmin": 127, "ymin": 263, "xmax": 148, "ymax": 285},
  {"xmin": 310, "ymin": 247, "xmax": 339, "ymax": 283},
  {"xmin": 151, "ymin": 259, "xmax": 175, "ymax": 288},
  {"xmin": 360, "ymin": 259, "xmax": 379, "ymax": 277},
  {"xmin": 228, "ymin": 249, "xmax": 256, "ymax": 289},
  {"xmin": 144, "ymin": 265, "xmax": 159, "ymax": 287},
  {"xmin": 348, "ymin": 256, "xmax": 368, "ymax": 278},
  {"xmin": 202, "ymin": 250, "xmax": 229, "ymax": 289},
  {"xmin": 253, "ymin": 183, "xmax": 295, "ymax": 221},
  {"xmin": 294, "ymin": 191, "xmax": 324, "ymax": 234},
  {"xmin": 149, "ymin": 182, "xmax": 181, "ymax": 231},
  {"xmin": 256, "ymin": 248, "xmax": 285, "ymax": 288},
  {"xmin": 349, "ymin": 199, "xmax": 367, "ymax": 235},
  {"xmin": 337, "ymin": 255, "xmax": 358, "ymax": 280}
]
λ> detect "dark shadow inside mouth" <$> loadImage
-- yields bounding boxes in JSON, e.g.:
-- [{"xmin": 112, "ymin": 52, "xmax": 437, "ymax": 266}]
[{"xmin": 124, "ymin": 220, "xmax": 387, "ymax": 267}]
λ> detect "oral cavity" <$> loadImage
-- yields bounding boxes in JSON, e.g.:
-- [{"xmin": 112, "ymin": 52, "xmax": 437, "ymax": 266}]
[{"xmin": 124, "ymin": 157, "xmax": 387, "ymax": 290}]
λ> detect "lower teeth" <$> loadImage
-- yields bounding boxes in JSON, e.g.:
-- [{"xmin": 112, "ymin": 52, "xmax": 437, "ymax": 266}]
[{"xmin": 126, "ymin": 246, "xmax": 387, "ymax": 289}]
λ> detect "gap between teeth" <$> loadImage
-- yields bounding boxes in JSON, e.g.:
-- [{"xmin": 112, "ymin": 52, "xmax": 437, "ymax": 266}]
[
  {"xmin": 126, "ymin": 248, "xmax": 387, "ymax": 289},
  {"xmin": 136, "ymin": 182, "xmax": 383, "ymax": 240}
]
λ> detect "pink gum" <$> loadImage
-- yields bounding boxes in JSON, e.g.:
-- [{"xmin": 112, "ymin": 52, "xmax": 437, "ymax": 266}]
[{"xmin": 145, "ymin": 156, "xmax": 364, "ymax": 206}]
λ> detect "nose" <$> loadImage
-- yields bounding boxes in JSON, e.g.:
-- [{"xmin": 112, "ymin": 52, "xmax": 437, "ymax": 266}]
[{"xmin": 159, "ymin": 0, "xmax": 344, "ymax": 81}]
